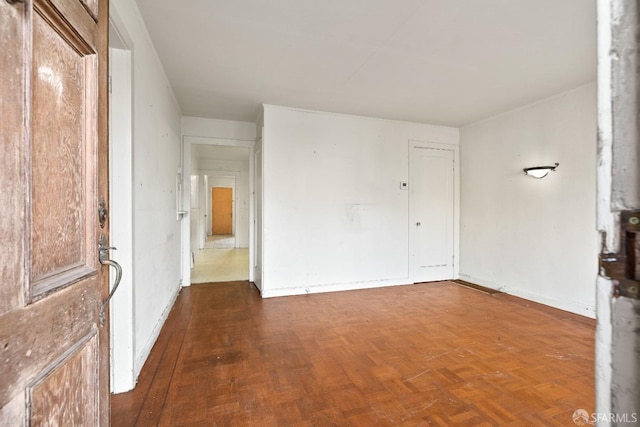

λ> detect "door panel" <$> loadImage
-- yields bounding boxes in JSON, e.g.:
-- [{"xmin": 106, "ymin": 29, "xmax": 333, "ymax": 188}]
[
  {"xmin": 0, "ymin": 0, "xmax": 109, "ymax": 424},
  {"xmin": 28, "ymin": 332, "xmax": 98, "ymax": 425},
  {"xmin": 410, "ymin": 146, "xmax": 455, "ymax": 282},
  {"xmin": 212, "ymin": 187, "xmax": 233, "ymax": 235},
  {"xmin": 79, "ymin": 0, "xmax": 98, "ymax": 18},
  {"xmin": 30, "ymin": 8, "xmax": 97, "ymax": 298}
]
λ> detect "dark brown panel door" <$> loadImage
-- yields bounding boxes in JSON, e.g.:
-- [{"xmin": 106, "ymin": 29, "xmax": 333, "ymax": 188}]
[
  {"xmin": 212, "ymin": 187, "xmax": 233, "ymax": 235},
  {"xmin": 0, "ymin": 0, "xmax": 110, "ymax": 425}
]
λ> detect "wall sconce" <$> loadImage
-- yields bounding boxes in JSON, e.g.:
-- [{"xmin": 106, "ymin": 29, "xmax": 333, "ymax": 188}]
[{"xmin": 523, "ymin": 162, "xmax": 559, "ymax": 179}]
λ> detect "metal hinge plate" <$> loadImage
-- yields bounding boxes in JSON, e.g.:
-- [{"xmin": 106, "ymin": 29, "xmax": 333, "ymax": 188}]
[{"xmin": 599, "ymin": 210, "xmax": 640, "ymax": 299}]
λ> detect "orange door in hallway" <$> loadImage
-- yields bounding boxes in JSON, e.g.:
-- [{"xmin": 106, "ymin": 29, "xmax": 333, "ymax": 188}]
[{"xmin": 212, "ymin": 187, "xmax": 233, "ymax": 235}]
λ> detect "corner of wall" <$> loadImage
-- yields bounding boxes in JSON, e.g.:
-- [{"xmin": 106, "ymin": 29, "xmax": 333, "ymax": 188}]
[{"xmin": 459, "ymin": 84, "xmax": 598, "ymax": 319}]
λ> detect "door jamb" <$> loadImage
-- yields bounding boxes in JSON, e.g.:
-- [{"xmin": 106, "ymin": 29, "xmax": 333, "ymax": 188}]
[{"xmin": 108, "ymin": 4, "xmax": 135, "ymax": 394}]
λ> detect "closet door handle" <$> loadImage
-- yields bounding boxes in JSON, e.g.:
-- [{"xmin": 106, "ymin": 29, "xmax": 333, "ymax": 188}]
[{"xmin": 98, "ymin": 234, "xmax": 124, "ymax": 325}]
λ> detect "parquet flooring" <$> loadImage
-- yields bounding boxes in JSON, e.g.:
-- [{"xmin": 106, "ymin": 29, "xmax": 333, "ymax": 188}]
[{"xmin": 111, "ymin": 281, "xmax": 595, "ymax": 426}]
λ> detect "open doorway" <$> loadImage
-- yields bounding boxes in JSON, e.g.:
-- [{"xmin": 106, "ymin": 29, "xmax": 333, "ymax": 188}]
[{"xmin": 189, "ymin": 145, "xmax": 250, "ymax": 283}]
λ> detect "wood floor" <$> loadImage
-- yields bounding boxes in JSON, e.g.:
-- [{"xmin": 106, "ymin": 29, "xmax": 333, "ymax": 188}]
[{"xmin": 111, "ymin": 281, "xmax": 595, "ymax": 426}]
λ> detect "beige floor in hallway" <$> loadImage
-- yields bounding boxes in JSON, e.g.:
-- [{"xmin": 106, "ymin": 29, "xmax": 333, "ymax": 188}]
[{"xmin": 190, "ymin": 235, "xmax": 249, "ymax": 283}]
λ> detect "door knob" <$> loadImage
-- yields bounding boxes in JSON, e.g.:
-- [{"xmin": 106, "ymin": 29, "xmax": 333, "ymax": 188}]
[{"xmin": 416, "ymin": 222, "xmax": 421, "ymax": 226}]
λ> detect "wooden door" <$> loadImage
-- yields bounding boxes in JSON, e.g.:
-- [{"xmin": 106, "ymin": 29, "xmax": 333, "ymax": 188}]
[
  {"xmin": 0, "ymin": 0, "xmax": 110, "ymax": 425},
  {"xmin": 212, "ymin": 187, "xmax": 233, "ymax": 235},
  {"xmin": 409, "ymin": 146, "xmax": 455, "ymax": 282},
  {"xmin": 597, "ymin": 0, "xmax": 640, "ymax": 415}
]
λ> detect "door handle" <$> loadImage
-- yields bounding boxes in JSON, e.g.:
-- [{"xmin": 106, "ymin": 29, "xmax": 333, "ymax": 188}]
[
  {"xmin": 98, "ymin": 234, "xmax": 123, "ymax": 325},
  {"xmin": 416, "ymin": 222, "xmax": 421, "ymax": 227}
]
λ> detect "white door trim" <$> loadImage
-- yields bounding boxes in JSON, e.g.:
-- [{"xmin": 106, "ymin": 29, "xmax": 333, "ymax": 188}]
[{"xmin": 108, "ymin": 6, "xmax": 135, "ymax": 394}]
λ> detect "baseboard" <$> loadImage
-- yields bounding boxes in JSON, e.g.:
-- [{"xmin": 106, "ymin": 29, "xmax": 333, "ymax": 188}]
[
  {"xmin": 458, "ymin": 274, "xmax": 596, "ymax": 318},
  {"xmin": 453, "ymin": 279, "xmax": 503, "ymax": 294},
  {"xmin": 133, "ymin": 282, "xmax": 182, "ymax": 380},
  {"xmin": 260, "ymin": 277, "xmax": 414, "ymax": 298}
]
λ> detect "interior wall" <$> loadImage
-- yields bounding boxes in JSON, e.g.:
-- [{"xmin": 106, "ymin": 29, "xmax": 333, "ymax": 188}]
[
  {"xmin": 182, "ymin": 116, "xmax": 256, "ymax": 141},
  {"xmin": 189, "ymin": 147, "xmax": 199, "ymax": 256},
  {"xmin": 254, "ymin": 130, "xmax": 263, "ymax": 290},
  {"xmin": 198, "ymin": 175, "xmax": 207, "ymax": 249},
  {"xmin": 110, "ymin": 0, "xmax": 183, "ymax": 384},
  {"xmin": 189, "ymin": 175, "xmax": 200, "ymax": 257},
  {"xmin": 261, "ymin": 105, "xmax": 458, "ymax": 297},
  {"xmin": 459, "ymin": 83, "xmax": 598, "ymax": 317}
]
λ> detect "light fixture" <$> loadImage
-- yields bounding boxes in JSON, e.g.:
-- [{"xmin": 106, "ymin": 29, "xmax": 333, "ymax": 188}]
[{"xmin": 523, "ymin": 162, "xmax": 559, "ymax": 179}]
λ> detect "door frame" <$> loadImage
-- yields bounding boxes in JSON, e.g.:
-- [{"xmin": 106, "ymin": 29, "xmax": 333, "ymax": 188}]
[
  {"xmin": 108, "ymin": 4, "xmax": 135, "ymax": 394},
  {"xmin": 181, "ymin": 136, "xmax": 255, "ymax": 286},
  {"xmin": 408, "ymin": 140, "xmax": 460, "ymax": 283},
  {"xmin": 254, "ymin": 136, "xmax": 263, "ymax": 291}
]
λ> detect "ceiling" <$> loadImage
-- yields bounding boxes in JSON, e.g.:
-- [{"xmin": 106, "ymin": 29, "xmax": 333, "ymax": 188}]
[{"xmin": 135, "ymin": 0, "xmax": 596, "ymax": 127}]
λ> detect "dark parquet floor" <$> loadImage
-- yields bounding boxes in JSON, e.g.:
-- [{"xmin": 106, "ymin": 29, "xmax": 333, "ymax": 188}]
[{"xmin": 111, "ymin": 281, "xmax": 595, "ymax": 426}]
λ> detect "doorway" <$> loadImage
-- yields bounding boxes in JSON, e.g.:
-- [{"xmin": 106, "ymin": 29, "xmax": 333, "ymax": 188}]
[{"xmin": 188, "ymin": 145, "xmax": 251, "ymax": 284}]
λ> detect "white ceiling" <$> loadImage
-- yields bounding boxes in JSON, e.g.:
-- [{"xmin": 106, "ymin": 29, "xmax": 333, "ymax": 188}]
[{"xmin": 135, "ymin": 0, "xmax": 596, "ymax": 127}]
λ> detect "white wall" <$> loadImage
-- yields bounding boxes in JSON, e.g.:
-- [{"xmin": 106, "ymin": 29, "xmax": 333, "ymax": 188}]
[
  {"xmin": 459, "ymin": 83, "xmax": 598, "ymax": 317},
  {"xmin": 110, "ymin": 0, "xmax": 183, "ymax": 391},
  {"xmin": 261, "ymin": 105, "xmax": 458, "ymax": 297},
  {"xmin": 189, "ymin": 174, "xmax": 201, "ymax": 257},
  {"xmin": 183, "ymin": 116, "xmax": 256, "ymax": 141},
  {"xmin": 254, "ymin": 134, "xmax": 263, "ymax": 290},
  {"xmin": 189, "ymin": 147, "xmax": 202, "ymax": 256},
  {"xmin": 198, "ymin": 175, "xmax": 207, "ymax": 249}
]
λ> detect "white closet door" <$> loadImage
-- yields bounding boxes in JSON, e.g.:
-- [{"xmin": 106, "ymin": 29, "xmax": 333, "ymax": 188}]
[{"xmin": 410, "ymin": 146, "xmax": 455, "ymax": 282}]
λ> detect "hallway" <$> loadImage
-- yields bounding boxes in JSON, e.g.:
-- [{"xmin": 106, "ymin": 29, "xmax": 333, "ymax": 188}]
[
  {"xmin": 111, "ymin": 281, "xmax": 595, "ymax": 426},
  {"xmin": 191, "ymin": 235, "xmax": 249, "ymax": 284}
]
